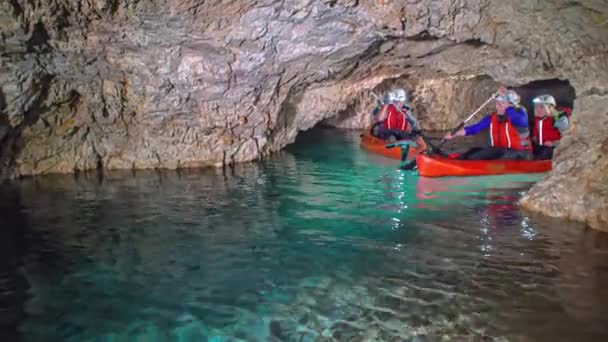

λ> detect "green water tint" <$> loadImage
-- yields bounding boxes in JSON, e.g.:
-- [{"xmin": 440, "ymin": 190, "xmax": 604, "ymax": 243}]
[{"xmin": 1, "ymin": 128, "xmax": 608, "ymax": 341}]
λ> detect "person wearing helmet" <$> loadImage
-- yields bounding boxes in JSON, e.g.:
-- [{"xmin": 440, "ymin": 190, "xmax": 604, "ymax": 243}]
[
  {"xmin": 531, "ymin": 94, "xmax": 571, "ymax": 160},
  {"xmin": 443, "ymin": 87, "xmax": 532, "ymax": 160},
  {"xmin": 394, "ymin": 89, "xmax": 421, "ymax": 132},
  {"xmin": 372, "ymin": 88, "xmax": 420, "ymax": 140}
]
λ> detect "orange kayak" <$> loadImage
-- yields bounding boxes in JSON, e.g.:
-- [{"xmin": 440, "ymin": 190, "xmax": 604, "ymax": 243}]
[
  {"xmin": 416, "ymin": 154, "xmax": 552, "ymax": 177},
  {"xmin": 360, "ymin": 131, "xmax": 426, "ymax": 160}
]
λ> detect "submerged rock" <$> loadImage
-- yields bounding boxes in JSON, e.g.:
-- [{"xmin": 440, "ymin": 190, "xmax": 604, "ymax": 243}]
[{"xmin": 0, "ymin": 0, "xmax": 607, "ymax": 229}]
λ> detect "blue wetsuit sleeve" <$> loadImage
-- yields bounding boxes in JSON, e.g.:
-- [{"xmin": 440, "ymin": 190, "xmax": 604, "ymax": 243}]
[
  {"xmin": 505, "ymin": 107, "xmax": 529, "ymax": 127},
  {"xmin": 464, "ymin": 115, "xmax": 491, "ymax": 136}
]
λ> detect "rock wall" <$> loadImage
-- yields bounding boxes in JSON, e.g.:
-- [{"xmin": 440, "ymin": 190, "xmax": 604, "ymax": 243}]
[
  {"xmin": 324, "ymin": 73, "xmax": 499, "ymax": 131},
  {"xmin": 520, "ymin": 95, "xmax": 608, "ymax": 231},
  {"xmin": 1, "ymin": 1, "xmax": 607, "ymax": 229}
]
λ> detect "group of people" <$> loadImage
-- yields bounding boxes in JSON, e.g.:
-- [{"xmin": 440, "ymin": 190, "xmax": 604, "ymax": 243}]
[{"xmin": 371, "ymin": 86, "xmax": 571, "ymax": 160}]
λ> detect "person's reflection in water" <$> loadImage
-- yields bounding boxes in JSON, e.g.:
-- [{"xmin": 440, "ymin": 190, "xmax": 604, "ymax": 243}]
[
  {"xmin": 413, "ymin": 176, "xmax": 533, "ymax": 254},
  {"xmin": 478, "ymin": 187, "xmax": 541, "ymax": 258},
  {"xmin": 0, "ymin": 184, "xmax": 29, "ymax": 342}
]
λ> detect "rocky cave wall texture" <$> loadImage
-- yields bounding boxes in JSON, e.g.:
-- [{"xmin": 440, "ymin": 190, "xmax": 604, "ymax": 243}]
[
  {"xmin": 324, "ymin": 73, "xmax": 500, "ymax": 131},
  {"xmin": 1, "ymin": 0, "xmax": 607, "ymax": 229}
]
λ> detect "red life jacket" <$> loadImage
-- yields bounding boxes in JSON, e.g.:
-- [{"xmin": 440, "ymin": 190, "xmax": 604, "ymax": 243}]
[
  {"xmin": 381, "ymin": 104, "xmax": 409, "ymax": 131},
  {"xmin": 489, "ymin": 112, "xmax": 531, "ymax": 150},
  {"xmin": 559, "ymin": 107, "xmax": 573, "ymax": 117},
  {"xmin": 533, "ymin": 107, "xmax": 572, "ymax": 145}
]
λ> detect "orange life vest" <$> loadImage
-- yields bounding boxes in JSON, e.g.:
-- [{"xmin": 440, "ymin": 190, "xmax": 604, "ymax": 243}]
[
  {"xmin": 533, "ymin": 107, "xmax": 572, "ymax": 145},
  {"xmin": 489, "ymin": 113, "xmax": 531, "ymax": 150},
  {"xmin": 382, "ymin": 104, "xmax": 409, "ymax": 131}
]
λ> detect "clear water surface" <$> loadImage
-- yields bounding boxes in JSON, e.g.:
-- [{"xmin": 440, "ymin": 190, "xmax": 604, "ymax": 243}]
[{"xmin": 1, "ymin": 128, "xmax": 608, "ymax": 341}]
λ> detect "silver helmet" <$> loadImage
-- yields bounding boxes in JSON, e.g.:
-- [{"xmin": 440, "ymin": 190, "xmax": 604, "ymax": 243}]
[
  {"xmin": 392, "ymin": 88, "xmax": 408, "ymax": 103},
  {"xmin": 532, "ymin": 94, "xmax": 556, "ymax": 107},
  {"xmin": 495, "ymin": 89, "xmax": 521, "ymax": 105}
]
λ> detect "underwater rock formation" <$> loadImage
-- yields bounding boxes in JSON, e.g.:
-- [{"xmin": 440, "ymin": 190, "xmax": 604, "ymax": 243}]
[{"xmin": 1, "ymin": 1, "xmax": 607, "ymax": 228}]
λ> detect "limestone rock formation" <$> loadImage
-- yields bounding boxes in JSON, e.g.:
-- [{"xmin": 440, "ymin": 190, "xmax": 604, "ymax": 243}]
[
  {"xmin": 520, "ymin": 96, "xmax": 608, "ymax": 231},
  {"xmin": 325, "ymin": 73, "xmax": 499, "ymax": 130},
  {"xmin": 1, "ymin": 0, "xmax": 607, "ymax": 229}
]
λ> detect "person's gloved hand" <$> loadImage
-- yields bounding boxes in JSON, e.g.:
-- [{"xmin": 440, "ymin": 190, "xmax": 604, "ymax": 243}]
[
  {"xmin": 444, "ymin": 128, "xmax": 465, "ymax": 140},
  {"xmin": 543, "ymin": 141, "xmax": 555, "ymax": 147},
  {"xmin": 498, "ymin": 86, "xmax": 507, "ymax": 96}
]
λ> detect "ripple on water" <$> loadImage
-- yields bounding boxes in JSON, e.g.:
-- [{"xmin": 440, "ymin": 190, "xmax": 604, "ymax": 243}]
[{"xmin": 1, "ymin": 129, "xmax": 608, "ymax": 341}]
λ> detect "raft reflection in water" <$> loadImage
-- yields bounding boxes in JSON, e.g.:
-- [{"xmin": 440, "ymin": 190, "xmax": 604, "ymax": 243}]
[{"xmin": 413, "ymin": 174, "xmax": 541, "ymax": 252}]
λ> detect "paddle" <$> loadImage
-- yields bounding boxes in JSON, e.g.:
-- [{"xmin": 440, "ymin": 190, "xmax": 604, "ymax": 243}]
[
  {"xmin": 385, "ymin": 140, "xmax": 418, "ymax": 169},
  {"xmin": 369, "ymin": 91, "xmax": 382, "ymax": 106},
  {"xmin": 369, "ymin": 91, "xmax": 385, "ymax": 118},
  {"xmin": 384, "ymin": 133, "xmax": 436, "ymax": 171},
  {"xmin": 436, "ymin": 92, "xmax": 499, "ymax": 148},
  {"xmin": 385, "ymin": 93, "xmax": 498, "ymax": 171}
]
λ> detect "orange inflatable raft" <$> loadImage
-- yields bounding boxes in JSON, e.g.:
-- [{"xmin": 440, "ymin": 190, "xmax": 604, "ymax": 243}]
[
  {"xmin": 416, "ymin": 154, "xmax": 552, "ymax": 177},
  {"xmin": 360, "ymin": 131, "xmax": 426, "ymax": 160}
]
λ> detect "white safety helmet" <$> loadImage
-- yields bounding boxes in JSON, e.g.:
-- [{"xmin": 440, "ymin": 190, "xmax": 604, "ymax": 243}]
[
  {"xmin": 495, "ymin": 89, "xmax": 520, "ymax": 105},
  {"xmin": 533, "ymin": 94, "xmax": 556, "ymax": 107},
  {"xmin": 392, "ymin": 88, "xmax": 408, "ymax": 103},
  {"xmin": 383, "ymin": 91, "xmax": 394, "ymax": 104}
]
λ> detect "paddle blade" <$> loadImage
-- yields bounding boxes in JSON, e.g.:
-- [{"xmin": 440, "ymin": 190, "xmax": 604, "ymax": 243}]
[
  {"xmin": 400, "ymin": 159, "xmax": 417, "ymax": 170},
  {"xmin": 385, "ymin": 141, "xmax": 418, "ymax": 149}
]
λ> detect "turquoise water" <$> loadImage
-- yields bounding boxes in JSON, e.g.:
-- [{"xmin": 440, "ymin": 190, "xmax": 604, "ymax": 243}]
[{"xmin": 2, "ymin": 128, "xmax": 608, "ymax": 341}]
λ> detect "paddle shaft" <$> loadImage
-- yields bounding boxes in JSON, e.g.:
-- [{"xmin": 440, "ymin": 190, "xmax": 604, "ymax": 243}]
[{"xmin": 438, "ymin": 92, "xmax": 499, "ymax": 147}]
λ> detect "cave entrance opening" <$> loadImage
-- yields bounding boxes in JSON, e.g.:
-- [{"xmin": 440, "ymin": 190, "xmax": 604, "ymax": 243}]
[{"xmin": 512, "ymin": 78, "xmax": 576, "ymax": 126}]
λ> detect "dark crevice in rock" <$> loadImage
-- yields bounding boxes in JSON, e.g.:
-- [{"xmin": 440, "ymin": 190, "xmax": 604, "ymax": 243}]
[
  {"xmin": 53, "ymin": 8, "xmax": 71, "ymax": 34},
  {"xmin": 462, "ymin": 38, "xmax": 485, "ymax": 47},
  {"xmin": 0, "ymin": 86, "xmax": 13, "ymax": 181},
  {"xmin": 25, "ymin": 22, "xmax": 51, "ymax": 53},
  {"xmin": 0, "ymin": 88, "xmax": 6, "ymax": 114},
  {"xmin": 1, "ymin": 74, "xmax": 56, "ymax": 180},
  {"xmin": 7, "ymin": 0, "xmax": 23, "ymax": 17},
  {"xmin": 407, "ymin": 31, "xmax": 440, "ymax": 42},
  {"xmin": 16, "ymin": 74, "xmax": 55, "ymax": 128},
  {"xmin": 513, "ymin": 78, "xmax": 576, "ymax": 112},
  {"xmin": 107, "ymin": 0, "xmax": 120, "ymax": 16}
]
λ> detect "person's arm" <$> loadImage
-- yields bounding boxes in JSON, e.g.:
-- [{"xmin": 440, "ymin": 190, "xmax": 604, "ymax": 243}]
[
  {"xmin": 504, "ymin": 106, "xmax": 529, "ymax": 127},
  {"xmin": 554, "ymin": 115, "xmax": 569, "ymax": 133},
  {"xmin": 463, "ymin": 115, "xmax": 491, "ymax": 136},
  {"xmin": 445, "ymin": 115, "xmax": 490, "ymax": 140},
  {"xmin": 375, "ymin": 105, "xmax": 388, "ymax": 122}
]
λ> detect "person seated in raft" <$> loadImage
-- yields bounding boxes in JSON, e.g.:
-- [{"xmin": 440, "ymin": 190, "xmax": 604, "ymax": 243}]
[
  {"xmin": 372, "ymin": 88, "xmax": 420, "ymax": 141},
  {"xmin": 531, "ymin": 94, "xmax": 571, "ymax": 160},
  {"xmin": 443, "ymin": 87, "xmax": 532, "ymax": 160}
]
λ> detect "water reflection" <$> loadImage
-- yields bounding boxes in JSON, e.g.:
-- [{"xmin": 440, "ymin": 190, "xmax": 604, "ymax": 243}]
[
  {"xmin": 0, "ymin": 185, "xmax": 28, "ymax": 342},
  {"xmin": 0, "ymin": 129, "xmax": 607, "ymax": 341}
]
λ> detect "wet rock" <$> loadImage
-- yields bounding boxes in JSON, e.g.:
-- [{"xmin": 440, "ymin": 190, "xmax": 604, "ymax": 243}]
[
  {"xmin": 520, "ymin": 95, "xmax": 608, "ymax": 231},
  {"xmin": 0, "ymin": 0, "xmax": 607, "ymax": 229}
]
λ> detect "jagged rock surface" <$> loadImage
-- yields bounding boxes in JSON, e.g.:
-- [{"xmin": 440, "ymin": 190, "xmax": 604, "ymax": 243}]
[
  {"xmin": 1, "ymin": 0, "xmax": 607, "ymax": 229},
  {"xmin": 325, "ymin": 73, "xmax": 499, "ymax": 130},
  {"xmin": 520, "ymin": 95, "xmax": 608, "ymax": 231}
]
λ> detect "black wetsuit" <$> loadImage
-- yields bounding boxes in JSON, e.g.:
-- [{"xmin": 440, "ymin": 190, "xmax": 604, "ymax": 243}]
[
  {"xmin": 532, "ymin": 144, "xmax": 555, "ymax": 160},
  {"xmin": 456, "ymin": 147, "xmax": 532, "ymax": 160}
]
